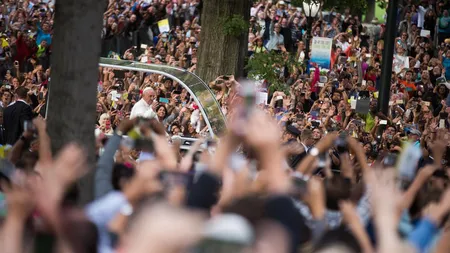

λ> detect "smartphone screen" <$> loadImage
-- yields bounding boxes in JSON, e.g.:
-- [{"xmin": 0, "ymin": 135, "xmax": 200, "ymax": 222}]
[
  {"xmin": 311, "ymin": 110, "xmax": 319, "ymax": 120},
  {"xmin": 24, "ymin": 121, "xmax": 36, "ymax": 133},
  {"xmin": 332, "ymin": 80, "xmax": 340, "ymax": 88},
  {"xmin": 440, "ymin": 119, "xmax": 446, "ymax": 129},
  {"xmin": 159, "ymin": 97, "xmax": 169, "ymax": 103},
  {"xmin": 317, "ymin": 153, "xmax": 327, "ymax": 168}
]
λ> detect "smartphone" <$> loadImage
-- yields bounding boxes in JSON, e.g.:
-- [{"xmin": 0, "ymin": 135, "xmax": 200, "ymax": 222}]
[
  {"xmin": 222, "ymin": 75, "xmax": 230, "ymax": 81},
  {"xmin": 380, "ymin": 120, "xmax": 388, "ymax": 125},
  {"xmin": 439, "ymin": 111, "xmax": 448, "ymax": 129},
  {"xmin": 24, "ymin": 120, "xmax": 36, "ymax": 133},
  {"xmin": 335, "ymin": 132, "xmax": 348, "ymax": 153},
  {"xmin": 274, "ymin": 99, "xmax": 283, "ymax": 109},
  {"xmin": 159, "ymin": 171, "xmax": 190, "ymax": 188},
  {"xmin": 291, "ymin": 175, "xmax": 308, "ymax": 197},
  {"xmin": 311, "ymin": 110, "xmax": 319, "ymax": 120},
  {"xmin": 311, "ymin": 121, "xmax": 320, "ymax": 128},
  {"xmin": 159, "ymin": 97, "xmax": 169, "ymax": 103},
  {"xmin": 352, "ymin": 119, "xmax": 362, "ymax": 126},
  {"xmin": 317, "ymin": 153, "xmax": 327, "ymax": 168},
  {"xmin": 241, "ymin": 82, "xmax": 255, "ymax": 118},
  {"xmin": 383, "ymin": 153, "xmax": 398, "ymax": 167}
]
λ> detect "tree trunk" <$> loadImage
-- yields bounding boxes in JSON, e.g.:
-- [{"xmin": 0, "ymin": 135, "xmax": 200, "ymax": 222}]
[
  {"xmin": 365, "ymin": 0, "xmax": 376, "ymax": 23},
  {"xmin": 196, "ymin": 0, "xmax": 251, "ymax": 83},
  {"xmin": 47, "ymin": 0, "xmax": 106, "ymax": 205}
]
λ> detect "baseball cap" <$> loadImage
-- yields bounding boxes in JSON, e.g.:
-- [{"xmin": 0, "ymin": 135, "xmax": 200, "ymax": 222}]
[{"xmin": 408, "ymin": 128, "xmax": 421, "ymax": 137}]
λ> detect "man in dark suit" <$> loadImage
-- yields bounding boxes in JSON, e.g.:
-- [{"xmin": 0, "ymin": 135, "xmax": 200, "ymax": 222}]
[
  {"xmin": 4, "ymin": 87, "xmax": 33, "ymax": 145},
  {"xmin": 0, "ymin": 109, "xmax": 6, "ymax": 145}
]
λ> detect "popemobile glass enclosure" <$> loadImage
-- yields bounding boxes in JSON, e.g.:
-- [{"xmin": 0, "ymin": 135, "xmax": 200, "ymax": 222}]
[{"xmin": 99, "ymin": 57, "xmax": 227, "ymax": 138}]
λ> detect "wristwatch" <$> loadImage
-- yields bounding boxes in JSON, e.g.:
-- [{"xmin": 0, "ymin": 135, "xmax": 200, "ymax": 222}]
[
  {"xmin": 120, "ymin": 203, "xmax": 133, "ymax": 216},
  {"xmin": 309, "ymin": 147, "xmax": 320, "ymax": 157}
]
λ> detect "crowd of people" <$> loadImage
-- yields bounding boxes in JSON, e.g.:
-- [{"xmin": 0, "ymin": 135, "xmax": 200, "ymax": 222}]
[{"xmin": 0, "ymin": 0, "xmax": 450, "ymax": 253}]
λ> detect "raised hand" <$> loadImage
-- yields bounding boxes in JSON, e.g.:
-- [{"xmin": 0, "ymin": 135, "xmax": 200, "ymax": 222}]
[
  {"xmin": 430, "ymin": 129, "xmax": 448, "ymax": 165},
  {"xmin": 31, "ymin": 144, "xmax": 88, "ymax": 232},
  {"xmin": 1, "ymin": 177, "xmax": 35, "ymax": 220},
  {"xmin": 244, "ymin": 109, "xmax": 281, "ymax": 152}
]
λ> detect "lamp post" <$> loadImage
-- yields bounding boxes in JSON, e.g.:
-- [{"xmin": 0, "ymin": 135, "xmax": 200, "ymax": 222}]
[
  {"xmin": 378, "ymin": 0, "xmax": 399, "ymax": 115},
  {"xmin": 303, "ymin": 1, "xmax": 321, "ymax": 61}
]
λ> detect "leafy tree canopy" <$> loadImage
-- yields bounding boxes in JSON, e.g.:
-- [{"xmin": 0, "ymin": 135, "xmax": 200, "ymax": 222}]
[
  {"xmin": 290, "ymin": 0, "xmax": 367, "ymax": 14},
  {"xmin": 246, "ymin": 51, "xmax": 304, "ymax": 94}
]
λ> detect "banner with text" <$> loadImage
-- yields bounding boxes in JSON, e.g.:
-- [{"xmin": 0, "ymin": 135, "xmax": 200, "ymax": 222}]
[{"xmin": 310, "ymin": 37, "xmax": 333, "ymax": 70}]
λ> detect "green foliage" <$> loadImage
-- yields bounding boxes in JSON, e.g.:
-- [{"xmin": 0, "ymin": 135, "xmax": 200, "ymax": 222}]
[
  {"xmin": 291, "ymin": 0, "xmax": 322, "ymax": 9},
  {"xmin": 376, "ymin": 0, "xmax": 386, "ymax": 9},
  {"xmin": 291, "ymin": 0, "xmax": 367, "ymax": 14},
  {"xmin": 246, "ymin": 51, "xmax": 304, "ymax": 94},
  {"xmin": 377, "ymin": 0, "xmax": 421, "ymax": 9},
  {"xmin": 221, "ymin": 15, "xmax": 249, "ymax": 37},
  {"xmin": 322, "ymin": 0, "xmax": 367, "ymax": 13}
]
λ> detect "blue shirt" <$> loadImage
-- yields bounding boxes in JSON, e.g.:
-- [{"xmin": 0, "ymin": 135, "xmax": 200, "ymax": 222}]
[
  {"xmin": 408, "ymin": 218, "xmax": 439, "ymax": 253},
  {"xmin": 400, "ymin": 212, "xmax": 441, "ymax": 253},
  {"xmin": 443, "ymin": 57, "xmax": 450, "ymax": 80},
  {"xmin": 86, "ymin": 191, "xmax": 130, "ymax": 253},
  {"xmin": 36, "ymin": 23, "xmax": 52, "ymax": 46},
  {"xmin": 438, "ymin": 16, "xmax": 450, "ymax": 33}
]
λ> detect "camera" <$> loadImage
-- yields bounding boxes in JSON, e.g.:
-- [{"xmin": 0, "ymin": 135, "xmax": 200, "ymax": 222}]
[{"xmin": 335, "ymin": 132, "xmax": 348, "ymax": 154}]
